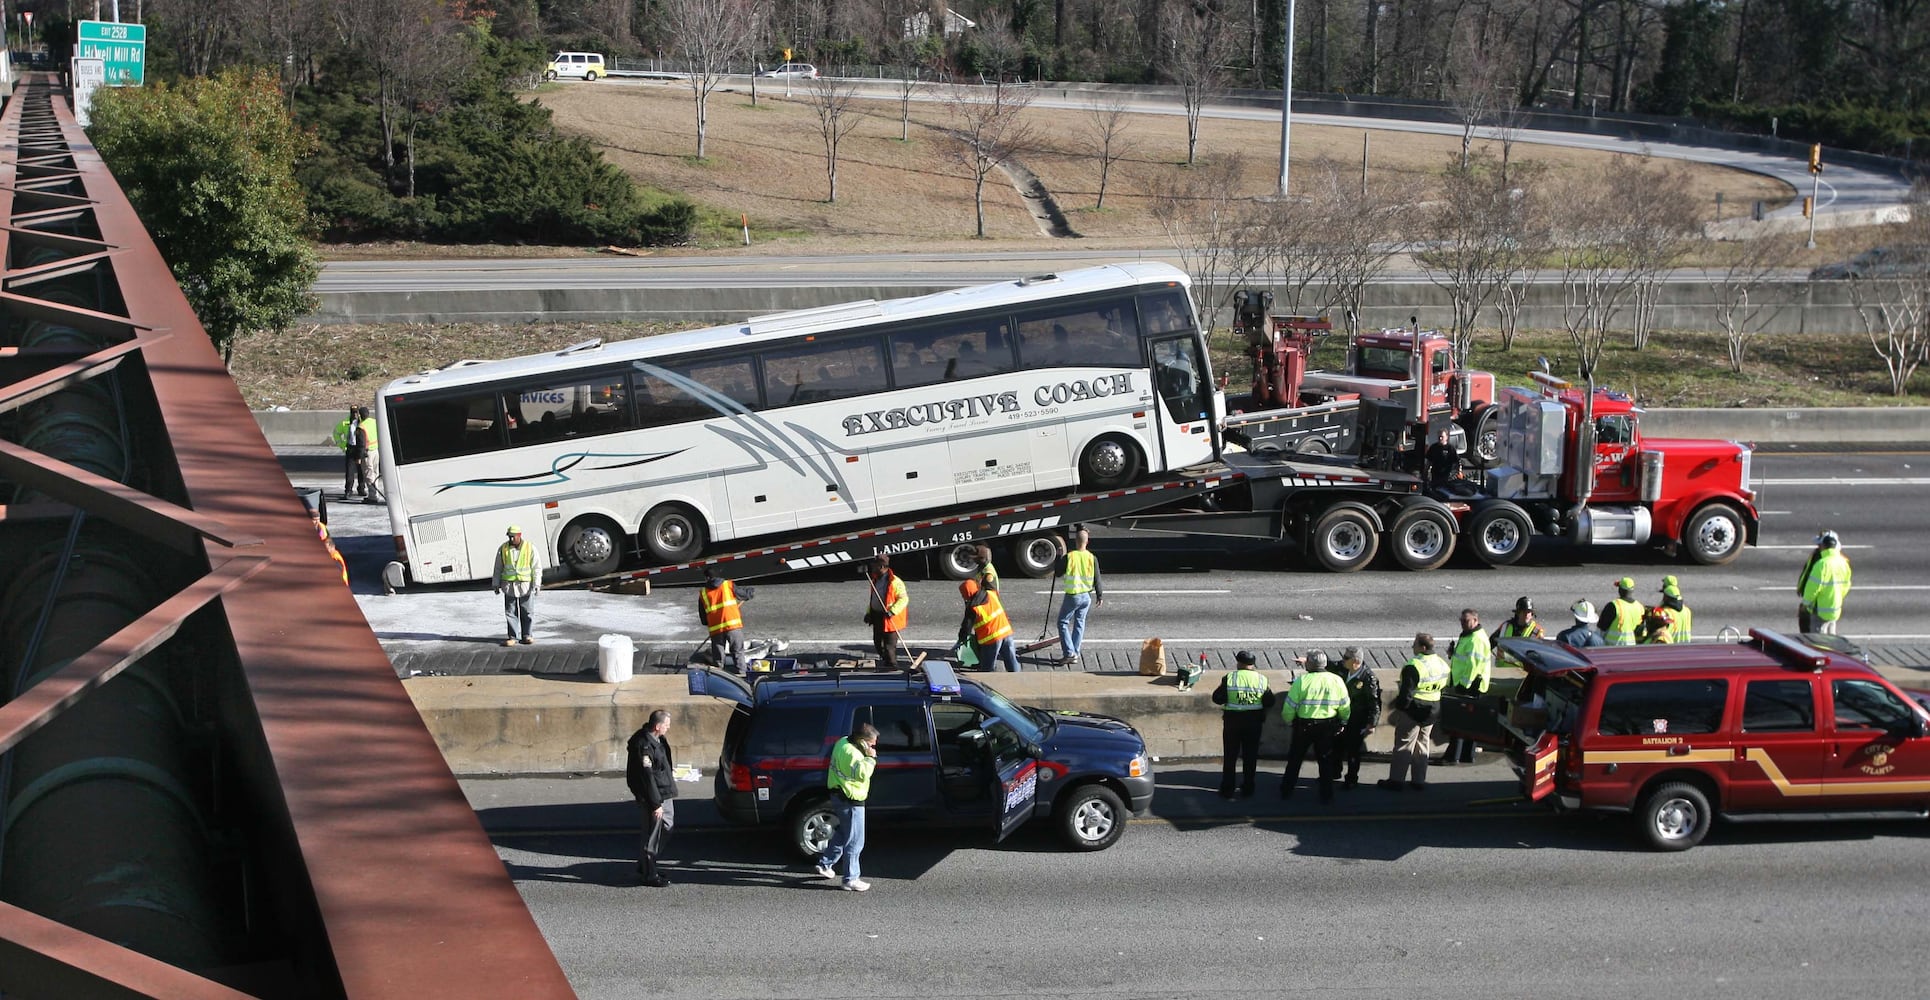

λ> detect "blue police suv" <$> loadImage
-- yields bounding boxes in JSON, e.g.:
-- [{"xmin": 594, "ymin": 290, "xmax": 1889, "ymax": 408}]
[{"xmin": 689, "ymin": 661, "xmax": 1155, "ymax": 854}]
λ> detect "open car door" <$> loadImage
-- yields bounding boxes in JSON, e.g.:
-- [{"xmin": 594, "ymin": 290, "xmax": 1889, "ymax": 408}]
[
  {"xmin": 981, "ymin": 720, "xmax": 1040, "ymax": 843},
  {"xmin": 686, "ymin": 666, "xmax": 752, "ymax": 708},
  {"xmin": 1522, "ymin": 731, "xmax": 1560, "ymax": 801}
]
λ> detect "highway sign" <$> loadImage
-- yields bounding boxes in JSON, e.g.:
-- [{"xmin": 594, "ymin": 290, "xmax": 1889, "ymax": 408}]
[{"xmin": 77, "ymin": 20, "xmax": 145, "ymax": 87}]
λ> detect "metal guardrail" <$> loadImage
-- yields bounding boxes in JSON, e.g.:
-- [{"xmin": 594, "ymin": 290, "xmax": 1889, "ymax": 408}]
[{"xmin": 0, "ymin": 76, "xmax": 574, "ymax": 999}]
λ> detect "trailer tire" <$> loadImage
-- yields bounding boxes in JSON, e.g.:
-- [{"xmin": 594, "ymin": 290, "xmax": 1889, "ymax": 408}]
[
  {"xmin": 1683, "ymin": 503, "xmax": 1747, "ymax": 566},
  {"xmin": 1309, "ymin": 505, "xmax": 1380, "ymax": 573},
  {"xmin": 559, "ymin": 517, "xmax": 625, "ymax": 578},
  {"xmin": 1295, "ymin": 437, "xmax": 1332, "ymax": 456},
  {"xmin": 1464, "ymin": 405, "xmax": 1501, "ymax": 470},
  {"xmin": 938, "ymin": 542, "xmax": 981, "ymax": 580},
  {"xmin": 1078, "ymin": 434, "xmax": 1141, "ymax": 489},
  {"xmin": 1388, "ymin": 503, "xmax": 1456, "ymax": 571},
  {"xmin": 640, "ymin": 503, "xmax": 706, "ymax": 565},
  {"xmin": 1010, "ymin": 534, "xmax": 1060, "ymax": 578},
  {"xmin": 1468, "ymin": 501, "xmax": 1533, "ymax": 566}
]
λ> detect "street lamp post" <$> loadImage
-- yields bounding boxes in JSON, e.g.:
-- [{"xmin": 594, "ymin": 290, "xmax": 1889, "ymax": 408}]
[{"xmin": 1278, "ymin": 0, "xmax": 1295, "ymax": 196}]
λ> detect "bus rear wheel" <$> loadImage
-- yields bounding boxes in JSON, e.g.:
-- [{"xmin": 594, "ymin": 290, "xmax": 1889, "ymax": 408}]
[
  {"xmin": 560, "ymin": 518, "xmax": 623, "ymax": 578},
  {"xmin": 1079, "ymin": 435, "xmax": 1141, "ymax": 490},
  {"xmin": 641, "ymin": 503, "xmax": 706, "ymax": 565}
]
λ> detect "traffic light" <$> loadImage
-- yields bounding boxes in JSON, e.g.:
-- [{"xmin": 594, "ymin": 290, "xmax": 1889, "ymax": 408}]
[
  {"xmin": 783, "ymin": 48, "xmax": 793, "ymax": 61},
  {"xmin": 1808, "ymin": 143, "xmax": 1823, "ymax": 174}
]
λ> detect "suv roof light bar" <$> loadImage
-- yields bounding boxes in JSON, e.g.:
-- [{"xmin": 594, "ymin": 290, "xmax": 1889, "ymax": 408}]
[{"xmin": 1749, "ymin": 628, "xmax": 1829, "ymax": 672}]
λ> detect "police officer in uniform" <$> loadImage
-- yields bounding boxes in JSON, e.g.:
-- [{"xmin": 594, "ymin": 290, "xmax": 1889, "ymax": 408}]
[
  {"xmin": 1335, "ymin": 647, "xmax": 1380, "ymax": 788},
  {"xmin": 1211, "ymin": 650, "xmax": 1275, "ymax": 799},
  {"xmin": 625, "ymin": 709, "xmax": 677, "ymax": 887},
  {"xmin": 1280, "ymin": 650, "xmax": 1351, "ymax": 803}
]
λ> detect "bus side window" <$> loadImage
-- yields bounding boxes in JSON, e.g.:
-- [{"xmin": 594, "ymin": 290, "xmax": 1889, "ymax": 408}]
[
  {"xmin": 1016, "ymin": 302, "xmax": 1141, "ymax": 370},
  {"xmin": 1138, "ymin": 290, "xmax": 1196, "ymax": 336}
]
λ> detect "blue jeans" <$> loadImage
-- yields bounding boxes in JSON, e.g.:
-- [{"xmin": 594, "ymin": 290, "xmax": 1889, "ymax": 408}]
[
  {"xmin": 817, "ymin": 796, "xmax": 865, "ymax": 882},
  {"xmin": 1058, "ymin": 592, "xmax": 1093, "ymax": 659},
  {"xmin": 976, "ymin": 635, "xmax": 1022, "ymax": 672}
]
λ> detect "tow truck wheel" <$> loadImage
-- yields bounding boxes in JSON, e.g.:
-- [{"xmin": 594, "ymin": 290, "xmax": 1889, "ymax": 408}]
[
  {"xmin": 640, "ymin": 503, "xmax": 706, "ymax": 564},
  {"xmin": 1078, "ymin": 435, "xmax": 1141, "ymax": 490},
  {"xmin": 1010, "ymin": 534, "xmax": 1060, "ymax": 578},
  {"xmin": 1467, "ymin": 501, "xmax": 1532, "ymax": 566},
  {"xmin": 937, "ymin": 542, "xmax": 980, "ymax": 580},
  {"xmin": 1638, "ymin": 781, "xmax": 1712, "ymax": 851},
  {"xmin": 1388, "ymin": 504, "xmax": 1456, "ymax": 571},
  {"xmin": 1057, "ymin": 784, "xmax": 1127, "ymax": 851},
  {"xmin": 1683, "ymin": 503, "xmax": 1746, "ymax": 566},
  {"xmin": 789, "ymin": 796, "xmax": 839, "ymax": 859},
  {"xmin": 1294, "ymin": 437, "xmax": 1331, "ymax": 456},
  {"xmin": 559, "ymin": 518, "xmax": 624, "ymax": 577},
  {"xmin": 1309, "ymin": 506, "xmax": 1379, "ymax": 573},
  {"xmin": 1465, "ymin": 405, "xmax": 1501, "ymax": 469}
]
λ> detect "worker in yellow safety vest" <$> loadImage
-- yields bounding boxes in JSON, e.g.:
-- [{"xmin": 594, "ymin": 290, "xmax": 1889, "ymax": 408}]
[
  {"xmin": 1441, "ymin": 608, "xmax": 1492, "ymax": 766},
  {"xmin": 814, "ymin": 722, "xmax": 878, "ymax": 892},
  {"xmin": 1799, "ymin": 530, "xmax": 1853, "ymax": 634},
  {"xmin": 1656, "ymin": 575, "xmax": 1692, "ymax": 642},
  {"xmin": 1212, "ymin": 650, "xmax": 1276, "ymax": 798},
  {"xmin": 492, "ymin": 524, "xmax": 541, "ymax": 646},
  {"xmin": 957, "ymin": 578, "xmax": 1020, "ymax": 672},
  {"xmin": 355, "ymin": 407, "xmax": 381, "ymax": 502},
  {"xmin": 1600, "ymin": 577, "xmax": 1645, "ymax": 646},
  {"xmin": 1281, "ymin": 649, "xmax": 1352, "ymax": 803},
  {"xmin": 331, "ymin": 407, "xmax": 366, "ymax": 497},
  {"xmin": 1380, "ymin": 633, "xmax": 1450, "ymax": 791},
  {"xmin": 1057, "ymin": 529, "xmax": 1103, "ymax": 666},
  {"xmin": 699, "ymin": 570, "xmax": 754, "ymax": 673}
]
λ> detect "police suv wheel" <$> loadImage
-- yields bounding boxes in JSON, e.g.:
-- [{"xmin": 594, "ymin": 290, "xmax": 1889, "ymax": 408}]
[
  {"xmin": 1684, "ymin": 503, "xmax": 1746, "ymax": 566},
  {"xmin": 790, "ymin": 798, "xmax": 838, "ymax": 859},
  {"xmin": 1639, "ymin": 781, "xmax": 1711, "ymax": 851},
  {"xmin": 1057, "ymin": 784, "xmax": 1127, "ymax": 851}
]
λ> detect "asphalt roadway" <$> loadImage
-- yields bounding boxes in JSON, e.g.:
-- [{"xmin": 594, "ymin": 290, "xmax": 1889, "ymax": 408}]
[
  {"xmin": 316, "ymin": 449, "xmax": 1930, "ymax": 678},
  {"xmin": 481, "ymin": 760, "xmax": 1930, "ymax": 1000}
]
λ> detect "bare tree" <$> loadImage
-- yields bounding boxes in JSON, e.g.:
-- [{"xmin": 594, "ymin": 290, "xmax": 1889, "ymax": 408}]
[
  {"xmin": 805, "ymin": 77, "xmax": 868, "ymax": 202},
  {"xmin": 1443, "ymin": 19, "xmax": 1504, "ymax": 171},
  {"xmin": 1147, "ymin": 157, "xmax": 1270, "ymax": 334},
  {"xmin": 893, "ymin": 61, "xmax": 926, "ymax": 141},
  {"xmin": 1416, "ymin": 157, "xmax": 1521, "ymax": 360},
  {"xmin": 1703, "ymin": 234, "xmax": 1800, "ymax": 373},
  {"xmin": 1080, "ymin": 91, "xmax": 1137, "ymax": 210},
  {"xmin": 661, "ymin": 0, "xmax": 754, "ymax": 159},
  {"xmin": 1550, "ymin": 168, "xmax": 1640, "ymax": 375},
  {"xmin": 940, "ymin": 82, "xmax": 1037, "ymax": 238},
  {"xmin": 1163, "ymin": 1, "xmax": 1235, "ymax": 166},
  {"xmin": 1293, "ymin": 159, "xmax": 1412, "ymax": 337},
  {"xmin": 1615, "ymin": 159, "xmax": 1702, "ymax": 349},
  {"xmin": 391, "ymin": 13, "xmax": 474, "ymax": 199},
  {"xmin": 1849, "ymin": 277, "xmax": 1930, "ymax": 397}
]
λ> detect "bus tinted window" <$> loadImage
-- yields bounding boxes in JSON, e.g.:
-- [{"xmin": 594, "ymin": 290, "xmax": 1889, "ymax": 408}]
[
  {"xmin": 501, "ymin": 376, "xmax": 631, "ymax": 447},
  {"xmin": 889, "ymin": 318, "xmax": 1015, "ymax": 388},
  {"xmin": 391, "ymin": 392, "xmax": 502, "ymax": 464},
  {"xmin": 1139, "ymin": 290, "xmax": 1196, "ymax": 335},
  {"xmin": 637, "ymin": 357, "xmax": 762, "ymax": 413},
  {"xmin": 761, "ymin": 338, "xmax": 887, "ymax": 406},
  {"xmin": 1015, "ymin": 301, "xmax": 1141, "ymax": 369}
]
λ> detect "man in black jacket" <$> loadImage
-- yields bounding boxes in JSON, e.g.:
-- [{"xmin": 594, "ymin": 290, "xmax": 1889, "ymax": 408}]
[
  {"xmin": 626, "ymin": 710, "xmax": 677, "ymax": 887},
  {"xmin": 1335, "ymin": 646, "xmax": 1381, "ymax": 788}
]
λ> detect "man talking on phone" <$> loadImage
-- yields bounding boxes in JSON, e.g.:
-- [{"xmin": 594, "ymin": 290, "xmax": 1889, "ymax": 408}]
[{"xmin": 815, "ymin": 722, "xmax": 879, "ymax": 891}]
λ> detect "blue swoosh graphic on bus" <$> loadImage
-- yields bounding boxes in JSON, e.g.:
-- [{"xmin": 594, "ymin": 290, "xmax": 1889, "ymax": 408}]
[{"xmin": 434, "ymin": 449, "xmax": 686, "ymax": 494}]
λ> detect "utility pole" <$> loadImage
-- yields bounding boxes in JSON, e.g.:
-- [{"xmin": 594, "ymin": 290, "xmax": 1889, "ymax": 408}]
[{"xmin": 1277, "ymin": 0, "xmax": 1295, "ymax": 196}]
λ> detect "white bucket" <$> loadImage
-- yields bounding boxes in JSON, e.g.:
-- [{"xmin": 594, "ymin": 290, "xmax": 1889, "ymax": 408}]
[{"xmin": 596, "ymin": 633, "xmax": 634, "ymax": 684}]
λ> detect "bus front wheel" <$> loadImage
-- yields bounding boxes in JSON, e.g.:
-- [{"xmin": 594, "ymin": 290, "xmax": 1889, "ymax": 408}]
[
  {"xmin": 1079, "ymin": 435, "xmax": 1141, "ymax": 490},
  {"xmin": 641, "ymin": 503, "xmax": 706, "ymax": 565},
  {"xmin": 560, "ymin": 518, "xmax": 624, "ymax": 578}
]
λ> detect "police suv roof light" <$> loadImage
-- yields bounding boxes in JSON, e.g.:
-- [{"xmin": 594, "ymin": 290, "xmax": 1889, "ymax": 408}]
[
  {"xmin": 923, "ymin": 660, "xmax": 962, "ymax": 697},
  {"xmin": 1748, "ymin": 628, "xmax": 1829, "ymax": 672}
]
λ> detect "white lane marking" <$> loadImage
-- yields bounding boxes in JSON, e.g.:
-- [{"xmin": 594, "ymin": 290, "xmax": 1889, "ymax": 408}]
[
  {"xmin": 1029, "ymin": 589, "xmax": 1231, "ymax": 595},
  {"xmin": 1756, "ymin": 585, "xmax": 1930, "ymax": 591},
  {"xmin": 1756, "ymin": 478, "xmax": 1930, "ymax": 486},
  {"xmin": 1758, "ymin": 510, "xmax": 1793, "ymax": 515}
]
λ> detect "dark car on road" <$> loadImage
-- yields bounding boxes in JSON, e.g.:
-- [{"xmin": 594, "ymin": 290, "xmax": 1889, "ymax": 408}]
[
  {"xmin": 688, "ymin": 661, "xmax": 1154, "ymax": 854},
  {"xmin": 1808, "ymin": 245, "xmax": 1930, "ymax": 280}
]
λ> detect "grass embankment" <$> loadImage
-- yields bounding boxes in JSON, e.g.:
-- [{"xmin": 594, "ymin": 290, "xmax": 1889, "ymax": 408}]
[{"xmin": 234, "ymin": 321, "xmax": 1924, "ymax": 412}]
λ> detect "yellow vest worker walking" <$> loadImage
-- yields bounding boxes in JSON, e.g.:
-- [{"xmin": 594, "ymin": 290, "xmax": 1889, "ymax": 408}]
[
  {"xmin": 1380, "ymin": 634, "xmax": 1450, "ymax": 791},
  {"xmin": 1057, "ymin": 530, "xmax": 1103, "ymax": 666},
  {"xmin": 1211, "ymin": 650, "xmax": 1276, "ymax": 799},
  {"xmin": 1600, "ymin": 577, "xmax": 1645, "ymax": 646},
  {"xmin": 491, "ymin": 525, "xmax": 541, "ymax": 645},
  {"xmin": 1442, "ymin": 608, "xmax": 1492, "ymax": 766},
  {"xmin": 699, "ymin": 571, "xmax": 753, "ymax": 674},
  {"xmin": 813, "ymin": 722, "xmax": 878, "ymax": 892},
  {"xmin": 1799, "ymin": 530, "xmax": 1853, "ymax": 635},
  {"xmin": 1280, "ymin": 649, "xmax": 1351, "ymax": 804}
]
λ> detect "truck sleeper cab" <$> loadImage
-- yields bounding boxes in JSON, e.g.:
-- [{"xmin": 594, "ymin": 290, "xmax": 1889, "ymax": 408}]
[
  {"xmin": 690, "ymin": 662, "xmax": 1154, "ymax": 855},
  {"xmin": 1454, "ymin": 630, "xmax": 1930, "ymax": 850}
]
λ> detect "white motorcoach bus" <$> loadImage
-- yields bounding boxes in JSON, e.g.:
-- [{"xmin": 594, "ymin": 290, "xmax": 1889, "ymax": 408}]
[{"xmin": 374, "ymin": 263, "xmax": 1219, "ymax": 584}]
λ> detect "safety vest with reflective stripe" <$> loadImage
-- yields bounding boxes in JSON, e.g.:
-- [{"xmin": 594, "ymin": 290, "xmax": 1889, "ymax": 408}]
[
  {"xmin": 1669, "ymin": 604, "xmax": 1693, "ymax": 644},
  {"xmin": 1408, "ymin": 654, "xmax": 1450, "ymax": 702},
  {"xmin": 968, "ymin": 589, "xmax": 1013, "ymax": 645},
  {"xmin": 826, "ymin": 736, "xmax": 874, "ymax": 802},
  {"xmin": 975, "ymin": 561, "xmax": 1000, "ymax": 593},
  {"xmin": 702, "ymin": 580, "xmax": 742, "ymax": 634},
  {"xmin": 360, "ymin": 416, "xmax": 379, "ymax": 450},
  {"xmin": 496, "ymin": 541, "xmax": 536, "ymax": 583},
  {"xmin": 1604, "ymin": 598, "xmax": 1644, "ymax": 646},
  {"xmin": 1282, "ymin": 670, "xmax": 1351, "ymax": 722},
  {"xmin": 1450, "ymin": 629, "xmax": 1493, "ymax": 692},
  {"xmin": 332, "ymin": 418, "xmax": 354, "ymax": 450},
  {"xmin": 1802, "ymin": 551, "xmax": 1852, "ymax": 622},
  {"xmin": 870, "ymin": 573, "xmax": 909, "ymax": 632},
  {"xmin": 1221, "ymin": 668, "xmax": 1270, "ymax": 712},
  {"xmin": 1063, "ymin": 550, "xmax": 1096, "ymax": 596},
  {"xmin": 1496, "ymin": 619, "xmax": 1544, "ymax": 640}
]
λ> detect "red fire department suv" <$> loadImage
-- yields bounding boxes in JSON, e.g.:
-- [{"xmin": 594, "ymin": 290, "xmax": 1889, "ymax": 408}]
[{"xmin": 1464, "ymin": 630, "xmax": 1930, "ymax": 850}]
